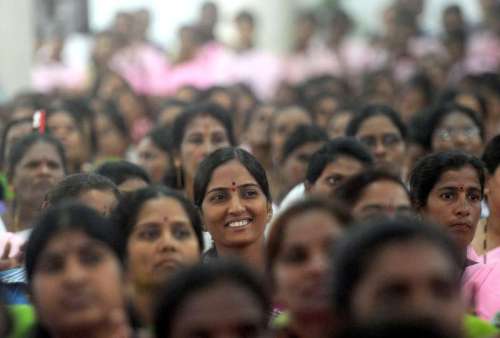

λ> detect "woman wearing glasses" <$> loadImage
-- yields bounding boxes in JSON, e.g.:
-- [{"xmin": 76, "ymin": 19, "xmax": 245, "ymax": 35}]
[
  {"xmin": 346, "ymin": 105, "xmax": 407, "ymax": 177},
  {"xmin": 425, "ymin": 103, "xmax": 485, "ymax": 157}
]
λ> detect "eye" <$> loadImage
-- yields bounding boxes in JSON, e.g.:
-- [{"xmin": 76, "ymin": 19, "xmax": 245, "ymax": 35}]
[
  {"xmin": 212, "ymin": 133, "xmax": 228, "ymax": 145},
  {"xmin": 360, "ymin": 136, "xmax": 376, "ymax": 148},
  {"xmin": 171, "ymin": 223, "xmax": 193, "ymax": 240},
  {"xmin": 326, "ymin": 174, "xmax": 343, "ymax": 187},
  {"xmin": 137, "ymin": 225, "xmax": 161, "ymax": 241},
  {"xmin": 38, "ymin": 255, "xmax": 64, "ymax": 274},
  {"xmin": 208, "ymin": 190, "xmax": 228, "ymax": 203},
  {"xmin": 241, "ymin": 187, "xmax": 259, "ymax": 198},
  {"xmin": 281, "ymin": 247, "xmax": 308, "ymax": 264},
  {"xmin": 439, "ymin": 192, "xmax": 455, "ymax": 201},
  {"xmin": 79, "ymin": 247, "xmax": 103, "ymax": 266},
  {"xmin": 383, "ymin": 133, "xmax": 401, "ymax": 146},
  {"xmin": 467, "ymin": 191, "xmax": 482, "ymax": 202},
  {"xmin": 186, "ymin": 135, "xmax": 203, "ymax": 145}
]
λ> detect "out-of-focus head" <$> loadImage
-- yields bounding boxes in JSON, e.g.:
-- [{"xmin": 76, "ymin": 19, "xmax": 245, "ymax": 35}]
[
  {"xmin": 154, "ymin": 260, "xmax": 270, "ymax": 338},
  {"xmin": 305, "ymin": 138, "xmax": 374, "ymax": 197},
  {"xmin": 95, "ymin": 160, "xmax": 150, "ymax": 193},
  {"xmin": 331, "ymin": 217, "xmax": 465, "ymax": 337}
]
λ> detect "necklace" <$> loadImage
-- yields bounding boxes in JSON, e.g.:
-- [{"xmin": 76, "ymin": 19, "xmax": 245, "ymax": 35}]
[{"xmin": 483, "ymin": 220, "xmax": 488, "ymax": 264}]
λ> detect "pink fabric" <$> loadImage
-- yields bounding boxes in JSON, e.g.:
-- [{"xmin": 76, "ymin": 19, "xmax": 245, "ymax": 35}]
[
  {"xmin": 224, "ymin": 49, "xmax": 284, "ymax": 100},
  {"xmin": 31, "ymin": 62, "xmax": 87, "ymax": 93},
  {"xmin": 110, "ymin": 42, "xmax": 170, "ymax": 96},
  {"xmin": 0, "ymin": 232, "xmax": 25, "ymax": 258},
  {"xmin": 464, "ymin": 261, "xmax": 500, "ymax": 320},
  {"xmin": 467, "ymin": 246, "xmax": 500, "ymax": 264}
]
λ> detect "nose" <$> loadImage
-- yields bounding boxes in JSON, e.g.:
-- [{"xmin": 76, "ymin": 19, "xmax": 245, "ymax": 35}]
[
  {"xmin": 454, "ymin": 194, "xmax": 471, "ymax": 217},
  {"xmin": 36, "ymin": 162, "xmax": 52, "ymax": 177},
  {"xmin": 63, "ymin": 257, "xmax": 87, "ymax": 286},
  {"xmin": 454, "ymin": 133, "xmax": 468, "ymax": 147},
  {"xmin": 201, "ymin": 141, "xmax": 216, "ymax": 157},
  {"xmin": 228, "ymin": 194, "xmax": 245, "ymax": 215},
  {"xmin": 373, "ymin": 140, "xmax": 386, "ymax": 158},
  {"xmin": 308, "ymin": 252, "xmax": 328, "ymax": 276},
  {"xmin": 158, "ymin": 230, "xmax": 177, "ymax": 252}
]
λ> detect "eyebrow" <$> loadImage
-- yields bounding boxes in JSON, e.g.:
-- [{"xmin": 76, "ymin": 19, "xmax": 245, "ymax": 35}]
[
  {"xmin": 206, "ymin": 183, "xmax": 260, "ymax": 195},
  {"xmin": 435, "ymin": 185, "xmax": 481, "ymax": 191}
]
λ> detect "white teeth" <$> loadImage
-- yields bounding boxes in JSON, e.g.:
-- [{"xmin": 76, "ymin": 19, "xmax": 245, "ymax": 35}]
[{"xmin": 228, "ymin": 219, "xmax": 250, "ymax": 228}]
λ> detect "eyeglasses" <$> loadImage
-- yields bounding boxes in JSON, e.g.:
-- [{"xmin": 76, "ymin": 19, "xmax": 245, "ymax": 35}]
[
  {"xmin": 435, "ymin": 126, "xmax": 480, "ymax": 141},
  {"xmin": 359, "ymin": 133, "xmax": 402, "ymax": 149}
]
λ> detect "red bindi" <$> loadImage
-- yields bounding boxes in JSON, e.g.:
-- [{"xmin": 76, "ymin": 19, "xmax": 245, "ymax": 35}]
[
  {"xmin": 458, "ymin": 186, "xmax": 465, "ymax": 192},
  {"xmin": 163, "ymin": 216, "xmax": 169, "ymax": 222},
  {"xmin": 231, "ymin": 182, "xmax": 237, "ymax": 192}
]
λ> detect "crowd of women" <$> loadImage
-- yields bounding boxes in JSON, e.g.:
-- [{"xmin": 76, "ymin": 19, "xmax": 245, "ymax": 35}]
[{"xmin": 0, "ymin": 0, "xmax": 499, "ymax": 337}]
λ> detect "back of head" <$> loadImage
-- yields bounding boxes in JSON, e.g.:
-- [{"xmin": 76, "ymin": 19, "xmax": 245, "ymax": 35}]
[
  {"xmin": 335, "ymin": 169, "xmax": 408, "ymax": 208},
  {"xmin": 46, "ymin": 173, "xmax": 120, "ymax": 208},
  {"xmin": 281, "ymin": 124, "xmax": 328, "ymax": 163},
  {"xmin": 482, "ymin": 134, "xmax": 500, "ymax": 175},
  {"xmin": 345, "ymin": 104, "xmax": 407, "ymax": 140},
  {"xmin": 306, "ymin": 137, "xmax": 373, "ymax": 185},
  {"xmin": 95, "ymin": 160, "xmax": 150, "ymax": 186}
]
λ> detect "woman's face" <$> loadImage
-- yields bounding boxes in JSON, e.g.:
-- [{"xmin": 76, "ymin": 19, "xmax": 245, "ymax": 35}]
[
  {"xmin": 179, "ymin": 115, "xmax": 230, "ymax": 181},
  {"xmin": 169, "ymin": 282, "xmax": 267, "ymax": 338},
  {"xmin": 307, "ymin": 156, "xmax": 365, "ymax": 197},
  {"xmin": 95, "ymin": 114, "xmax": 127, "ymax": 159},
  {"xmin": 274, "ymin": 210, "xmax": 343, "ymax": 316},
  {"xmin": 136, "ymin": 137, "xmax": 169, "ymax": 184},
  {"xmin": 245, "ymin": 105, "xmax": 274, "ymax": 147},
  {"xmin": 420, "ymin": 166, "xmax": 482, "ymax": 250},
  {"xmin": 32, "ymin": 231, "xmax": 125, "ymax": 333},
  {"xmin": 127, "ymin": 197, "xmax": 200, "ymax": 289},
  {"xmin": 352, "ymin": 180, "xmax": 412, "ymax": 220},
  {"xmin": 270, "ymin": 108, "xmax": 312, "ymax": 163},
  {"xmin": 432, "ymin": 112, "xmax": 483, "ymax": 157},
  {"xmin": 350, "ymin": 240, "xmax": 464, "ymax": 337},
  {"xmin": 201, "ymin": 160, "xmax": 270, "ymax": 250},
  {"xmin": 355, "ymin": 115, "xmax": 405, "ymax": 171},
  {"xmin": 48, "ymin": 111, "xmax": 88, "ymax": 167},
  {"xmin": 4, "ymin": 121, "xmax": 33, "ymax": 161},
  {"xmin": 11, "ymin": 142, "xmax": 65, "ymax": 205}
]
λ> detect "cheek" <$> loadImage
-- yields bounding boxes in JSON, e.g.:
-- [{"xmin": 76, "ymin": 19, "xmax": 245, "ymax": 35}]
[
  {"xmin": 127, "ymin": 241, "xmax": 156, "ymax": 272},
  {"xmin": 178, "ymin": 239, "xmax": 202, "ymax": 263}
]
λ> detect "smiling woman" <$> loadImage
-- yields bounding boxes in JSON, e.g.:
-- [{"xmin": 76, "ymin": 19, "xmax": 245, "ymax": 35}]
[{"xmin": 194, "ymin": 147, "xmax": 272, "ymax": 271}]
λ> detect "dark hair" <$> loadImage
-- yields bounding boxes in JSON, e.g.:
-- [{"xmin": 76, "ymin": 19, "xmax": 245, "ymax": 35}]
[
  {"xmin": 330, "ymin": 217, "xmax": 463, "ymax": 319},
  {"xmin": 7, "ymin": 133, "xmax": 67, "ymax": 180},
  {"xmin": 482, "ymin": 135, "xmax": 500, "ymax": 175},
  {"xmin": 193, "ymin": 147, "xmax": 271, "ymax": 207},
  {"xmin": 46, "ymin": 98, "xmax": 97, "ymax": 152},
  {"xmin": 335, "ymin": 169, "xmax": 409, "ymax": 208},
  {"xmin": 305, "ymin": 138, "xmax": 374, "ymax": 184},
  {"xmin": 147, "ymin": 127, "xmax": 172, "ymax": 154},
  {"xmin": 154, "ymin": 259, "xmax": 270, "ymax": 338},
  {"xmin": 346, "ymin": 104, "xmax": 407, "ymax": 140},
  {"xmin": 46, "ymin": 173, "xmax": 120, "ymax": 208},
  {"xmin": 95, "ymin": 160, "xmax": 151, "ymax": 186},
  {"xmin": 281, "ymin": 125, "xmax": 328, "ymax": 162},
  {"xmin": 266, "ymin": 198, "xmax": 351, "ymax": 286},
  {"xmin": 235, "ymin": 10, "xmax": 255, "ymax": 25},
  {"xmin": 337, "ymin": 319, "xmax": 456, "ymax": 338},
  {"xmin": 436, "ymin": 89, "xmax": 487, "ymax": 119},
  {"xmin": 423, "ymin": 103, "xmax": 485, "ymax": 151},
  {"xmin": 171, "ymin": 102, "xmax": 236, "ymax": 152},
  {"xmin": 96, "ymin": 100, "xmax": 129, "ymax": 138},
  {"xmin": 25, "ymin": 202, "xmax": 123, "ymax": 282},
  {"xmin": 157, "ymin": 98, "xmax": 187, "ymax": 116},
  {"xmin": 403, "ymin": 73, "xmax": 434, "ymax": 107},
  {"xmin": 113, "ymin": 186, "xmax": 204, "ymax": 257},
  {"xmin": 0, "ymin": 117, "xmax": 33, "ymax": 169},
  {"xmin": 409, "ymin": 150, "xmax": 485, "ymax": 208}
]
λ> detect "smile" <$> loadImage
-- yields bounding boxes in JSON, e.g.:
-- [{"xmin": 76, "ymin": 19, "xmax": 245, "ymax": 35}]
[{"xmin": 226, "ymin": 219, "xmax": 251, "ymax": 228}]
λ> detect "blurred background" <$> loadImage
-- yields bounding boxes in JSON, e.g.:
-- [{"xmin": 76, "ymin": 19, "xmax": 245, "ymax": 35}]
[{"xmin": 0, "ymin": 0, "xmax": 489, "ymax": 99}]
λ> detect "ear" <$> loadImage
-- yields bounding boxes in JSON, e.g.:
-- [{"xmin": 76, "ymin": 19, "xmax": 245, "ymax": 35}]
[
  {"xmin": 304, "ymin": 180, "xmax": 312, "ymax": 194},
  {"xmin": 266, "ymin": 203, "xmax": 273, "ymax": 222}
]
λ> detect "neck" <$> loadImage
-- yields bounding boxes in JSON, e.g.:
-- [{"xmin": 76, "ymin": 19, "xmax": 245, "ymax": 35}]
[
  {"xmin": 130, "ymin": 285, "xmax": 155, "ymax": 326},
  {"xmin": 487, "ymin": 210, "xmax": 500, "ymax": 236},
  {"xmin": 250, "ymin": 145, "xmax": 272, "ymax": 171},
  {"xmin": 51, "ymin": 322, "xmax": 118, "ymax": 338},
  {"xmin": 184, "ymin": 174, "xmax": 194, "ymax": 201},
  {"xmin": 5, "ymin": 199, "xmax": 40, "ymax": 232},
  {"xmin": 289, "ymin": 312, "xmax": 332, "ymax": 338},
  {"xmin": 216, "ymin": 239, "xmax": 265, "ymax": 272}
]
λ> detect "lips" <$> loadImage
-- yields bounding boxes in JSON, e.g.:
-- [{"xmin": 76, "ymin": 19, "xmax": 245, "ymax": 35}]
[
  {"xmin": 448, "ymin": 222, "xmax": 473, "ymax": 233},
  {"xmin": 59, "ymin": 292, "xmax": 93, "ymax": 311},
  {"xmin": 153, "ymin": 257, "xmax": 182, "ymax": 271},
  {"xmin": 225, "ymin": 218, "xmax": 252, "ymax": 229}
]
